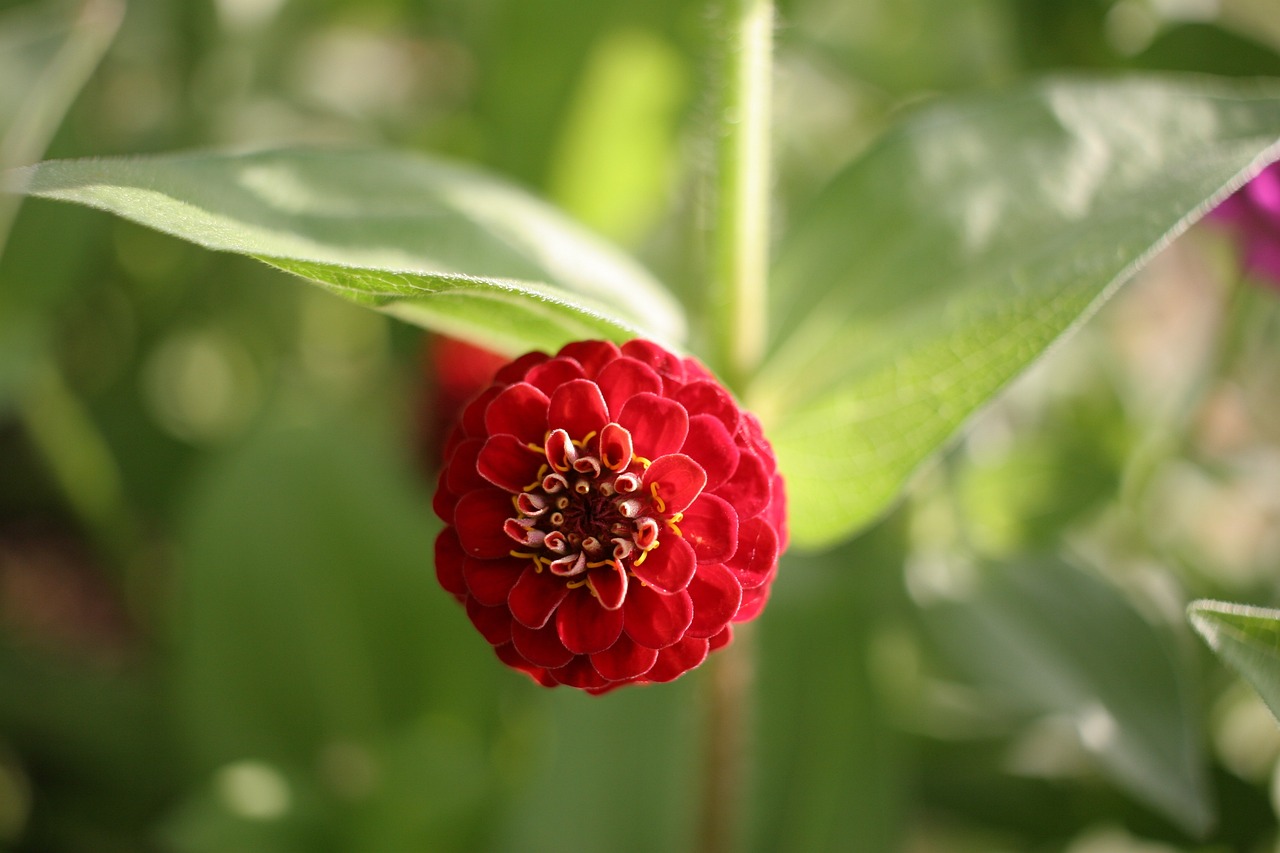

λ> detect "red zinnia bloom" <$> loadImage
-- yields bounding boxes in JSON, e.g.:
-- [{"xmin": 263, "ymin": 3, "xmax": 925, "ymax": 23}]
[
  {"xmin": 414, "ymin": 336, "xmax": 511, "ymax": 475},
  {"xmin": 432, "ymin": 339, "xmax": 786, "ymax": 693}
]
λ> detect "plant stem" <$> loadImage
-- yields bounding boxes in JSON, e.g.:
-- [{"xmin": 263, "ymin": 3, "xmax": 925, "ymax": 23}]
[
  {"xmin": 701, "ymin": 3, "xmax": 772, "ymax": 848},
  {"xmin": 699, "ymin": 622, "xmax": 755, "ymax": 853},
  {"xmin": 711, "ymin": 0, "xmax": 773, "ymax": 391}
]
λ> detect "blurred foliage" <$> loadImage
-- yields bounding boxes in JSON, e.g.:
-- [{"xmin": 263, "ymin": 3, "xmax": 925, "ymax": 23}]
[{"xmin": 1, "ymin": 0, "xmax": 1280, "ymax": 852}]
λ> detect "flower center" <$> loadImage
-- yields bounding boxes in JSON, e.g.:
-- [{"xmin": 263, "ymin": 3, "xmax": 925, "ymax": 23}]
[{"xmin": 504, "ymin": 423, "xmax": 677, "ymax": 606}]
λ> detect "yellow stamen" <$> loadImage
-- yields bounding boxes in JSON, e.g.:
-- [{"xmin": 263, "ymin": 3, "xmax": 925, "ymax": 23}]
[
  {"xmin": 634, "ymin": 455, "xmax": 652, "ymax": 469},
  {"xmin": 522, "ymin": 463, "xmax": 550, "ymax": 492},
  {"xmin": 566, "ymin": 578, "xmax": 589, "ymax": 589},
  {"xmin": 650, "ymin": 482, "xmax": 667, "ymax": 514}
]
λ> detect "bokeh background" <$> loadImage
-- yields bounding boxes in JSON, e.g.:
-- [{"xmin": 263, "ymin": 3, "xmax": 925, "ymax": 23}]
[{"xmin": 3, "ymin": 0, "xmax": 1280, "ymax": 850}]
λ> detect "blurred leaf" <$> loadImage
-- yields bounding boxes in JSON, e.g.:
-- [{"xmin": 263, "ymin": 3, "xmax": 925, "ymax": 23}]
[
  {"xmin": 0, "ymin": 0, "xmax": 122, "ymax": 254},
  {"xmin": 922, "ymin": 556, "xmax": 1212, "ymax": 835},
  {"xmin": 173, "ymin": 409, "xmax": 500, "ymax": 773},
  {"xmin": 546, "ymin": 27, "xmax": 688, "ymax": 245},
  {"xmin": 498, "ymin": 685, "xmax": 699, "ymax": 853},
  {"xmin": 748, "ymin": 522, "xmax": 910, "ymax": 853},
  {"xmin": 1188, "ymin": 599, "xmax": 1280, "ymax": 725},
  {"xmin": 755, "ymin": 75, "xmax": 1280, "ymax": 548},
  {"xmin": 3, "ymin": 147, "xmax": 687, "ymax": 354}
]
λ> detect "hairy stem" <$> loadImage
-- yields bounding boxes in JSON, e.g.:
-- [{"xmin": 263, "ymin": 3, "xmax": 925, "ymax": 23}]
[
  {"xmin": 711, "ymin": 0, "xmax": 773, "ymax": 391},
  {"xmin": 699, "ymin": 622, "xmax": 756, "ymax": 853},
  {"xmin": 700, "ymin": 1, "xmax": 772, "ymax": 848}
]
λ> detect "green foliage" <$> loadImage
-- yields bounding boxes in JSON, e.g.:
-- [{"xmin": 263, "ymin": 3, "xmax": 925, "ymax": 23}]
[
  {"xmin": 924, "ymin": 557, "xmax": 1210, "ymax": 835},
  {"xmin": 1189, "ymin": 600, "xmax": 1280, "ymax": 725},
  {"xmin": 3, "ymin": 0, "xmax": 1280, "ymax": 850},
  {"xmin": 5, "ymin": 148, "xmax": 686, "ymax": 354},
  {"xmin": 755, "ymin": 76, "xmax": 1280, "ymax": 547}
]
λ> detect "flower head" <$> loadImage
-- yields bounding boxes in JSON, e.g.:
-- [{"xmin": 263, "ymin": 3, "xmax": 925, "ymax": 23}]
[
  {"xmin": 432, "ymin": 339, "xmax": 786, "ymax": 693},
  {"xmin": 414, "ymin": 336, "xmax": 510, "ymax": 475},
  {"xmin": 1211, "ymin": 160, "xmax": 1280, "ymax": 288}
]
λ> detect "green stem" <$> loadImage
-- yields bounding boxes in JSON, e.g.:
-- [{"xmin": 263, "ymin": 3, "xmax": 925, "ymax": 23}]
[
  {"xmin": 711, "ymin": 0, "xmax": 773, "ymax": 391},
  {"xmin": 701, "ymin": 1, "xmax": 773, "ymax": 849},
  {"xmin": 699, "ymin": 622, "xmax": 755, "ymax": 853}
]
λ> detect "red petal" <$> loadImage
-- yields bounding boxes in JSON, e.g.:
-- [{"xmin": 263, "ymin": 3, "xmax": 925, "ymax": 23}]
[
  {"xmin": 708, "ymin": 624, "xmax": 733, "ymax": 652},
  {"xmin": 548, "ymin": 379, "xmax": 610, "ymax": 437},
  {"xmin": 445, "ymin": 438, "xmax": 489, "ymax": 495},
  {"xmin": 740, "ymin": 412, "xmax": 777, "ymax": 474},
  {"xmin": 726, "ymin": 516, "xmax": 779, "ymax": 590},
  {"xmin": 556, "ymin": 588, "xmax": 625, "ymax": 654},
  {"xmin": 685, "ymin": 562, "xmax": 742, "ymax": 639},
  {"xmin": 463, "ymin": 555, "xmax": 524, "ymax": 607},
  {"xmin": 466, "ymin": 596, "xmax": 512, "ymax": 645},
  {"xmin": 623, "ymin": 583, "xmax": 693, "ymax": 649},
  {"xmin": 645, "ymin": 634, "xmax": 709, "ymax": 682},
  {"xmin": 733, "ymin": 583, "xmax": 771, "ymax": 623},
  {"xmin": 712, "ymin": 449, "xmax": 770, "ymax": 520},
  {"xmin": 434, "ymin": 528, "xmax": 468, "ymax": 598},
  {"xmin": 477, "ymin": 433, "xmax": 544, "ymax": 492},
  {"xmin": 598, "ymin": 422, "xmax": 634, "ymax": 473},
  {"xmin": 508, "ymin": 563, "xmax": 570, "ymax": 629},
  {"xmin": 674, "ymin": 380, "xmax": 741, "ymax": 434},
  {"xmin": 767, "ymin": 472, "xmax": 789, "ymax": 551},
  {"xmin": 454, "ymin": 489, "xmax": 518, "ymax": 559},
  {"xmin": 460, "ymin": 385, "xmax": 502, "ymax": 440},
  {"xmin": 586, "ymin": 559, "xmax": 628, "ymax": 610},
  {"xmin": 679, "ymin": 495, "xmax": 739, "ymax": 564},
  {"xmin": 524, "ymin": 357, "xmax": 585, "ymax": 395},
  {"xmin": 494, "ymin": 350, "xmax": 549, "ymax": 384},
  {"xmin": 549, "ymin": 656, "xmax": 609, "ymax": 690},
  {"xmin": 595, "ymin": 357, "xmax": 663, "ymax": 418},
  {"xmin": 642, "ymin": 454, "xmax": 707, "ymax": 515},
  {"xmin": 511, "ymin": 619, "xmax": 575, "ymax": 668},
  {"xmin": 484, "ymin": 382, "xmax": 550, "ymax": 445},
  {"xmin": 557, "ymin": 340, "xmax": 620, "ymax": 378},
  {"xmin": 432, "ymin": 469, "xmax": 456, "ymax": 524},
  {"xmin": 494, "ymin": 642, "xmax": 556, "ymax": 687},
  {"xmin": 681, "ymin": 357, "xmax": 715, "ymax": 383},
  {"xmin": 618, "ymin": 393, "xmax": 688, "ymax": 459},
  {"xmin": 620, "ymin": 340, "xmax": 685, "ymax": 385},
  {"xmin": 681, "ymin": 414, "xmax": 739, "ymax": 491},
  {"xmin": 590, "ymin": 633, "xmax": 658, "ymax": 681},
  {"xmin": 632, "ymin": 535, "xmax": 697, "ymax": 593}
]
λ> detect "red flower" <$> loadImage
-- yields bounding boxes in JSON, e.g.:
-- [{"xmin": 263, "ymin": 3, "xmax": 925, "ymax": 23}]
[
  {"xmin": 433, "ymin": 339, "xmax": 786, "ymax": 693},
  {"xmin": 413, "ymin": 336, "xmax": 511, "ymax": 476}
]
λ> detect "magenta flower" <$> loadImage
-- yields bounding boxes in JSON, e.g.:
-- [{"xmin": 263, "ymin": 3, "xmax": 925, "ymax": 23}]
[
  {"xmin": 432, "ymin": 339, "xmax": 786, "ymax": 693},
  {"xmin": 1211, "ymin": 160, "xmax": 1280, "ymax": 287}
]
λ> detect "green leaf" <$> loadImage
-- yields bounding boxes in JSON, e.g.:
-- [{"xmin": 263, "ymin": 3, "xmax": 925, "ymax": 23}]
[
  {"xmin": 0, "ymin": 0, "xmax": 122, "ymax": 255},
  {"xmin": 1188, "ymin": 599, "xmax": 1280, "ymax": 725},
  {"xmin": 922, "ymin": 556, "xmax": 1212, "ymax": 835},
  {"xmin": 2, "ymin": 147, "xmax": 686, "ymax": 354},
  {"xmin": 755, "ymin": 75, "xmax": 1280, "ymax": 548},
  {"xmin": 173, "ymin": 410, "xmax": 499, "ymax": 772}
]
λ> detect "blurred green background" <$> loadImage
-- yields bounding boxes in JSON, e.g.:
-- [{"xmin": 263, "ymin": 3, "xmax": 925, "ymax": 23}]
[{"xmin": 3, "ymin": 0, "xmax": 1280, "ymax": 850}]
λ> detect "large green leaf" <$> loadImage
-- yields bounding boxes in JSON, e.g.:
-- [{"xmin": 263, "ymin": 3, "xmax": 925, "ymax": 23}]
[
  {"xmin": 0, "ymin": 0, "xmax": 121, "ymax": 255},
  {"xmin": 2, "ymin": 147, "xmax": 686, "ymax": 354},
  {"xmin": 1188, "ymin": 599, "xmax": 1280, "ymax": 724},
  {"xmin": 923, "ymin": 557, "xmax": 1212, "ymax": 835},
  {"xmin": 755, "ymin": 75, "xmax": 1280, "ymax": 548}
]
